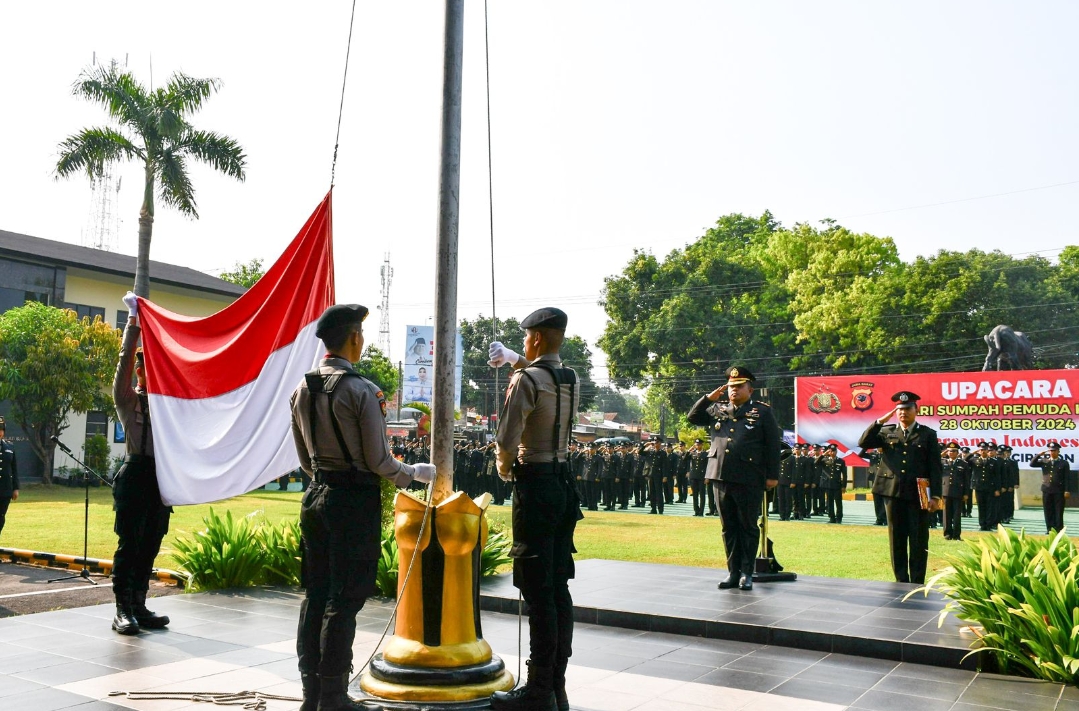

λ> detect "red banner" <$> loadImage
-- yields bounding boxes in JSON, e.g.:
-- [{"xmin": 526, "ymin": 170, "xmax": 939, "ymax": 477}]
[{"xmin": 795, "ymin": 370, "xmax": 1079, "ymax": 467}]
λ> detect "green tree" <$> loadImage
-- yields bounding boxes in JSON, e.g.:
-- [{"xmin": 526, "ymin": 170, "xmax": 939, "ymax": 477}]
[
  {"xmin": 458, "ymin": 315, "xmax": 596, "ymax": 418},
  {"xmin": 0, "ymin": 303, "xmax": 121, "ymax": 484},
  {"xmin": 218, "ymin": 258, "xmax": 264, "ymax": 288},
  {"xmin": 55, "ymin": 60, "xmax": 247, "ymax": 297},
  {"xmin": 592, "ymin": 385, "xmax": 642, "ymax": 423},
  {"xmin": 354, "ymin": 345, "xmax": 399, "ymax": 399}
]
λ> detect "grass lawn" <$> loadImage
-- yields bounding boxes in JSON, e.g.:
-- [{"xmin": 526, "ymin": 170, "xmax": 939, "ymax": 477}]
[{"xmin": 2, "ymin": 485, "xmax": 1002, "ymax": 582}]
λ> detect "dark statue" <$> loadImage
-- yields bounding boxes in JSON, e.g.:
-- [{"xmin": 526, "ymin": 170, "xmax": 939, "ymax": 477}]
[{"xmin": 983, "ymin": 325, "xmax": 1034, "ymax": 371}]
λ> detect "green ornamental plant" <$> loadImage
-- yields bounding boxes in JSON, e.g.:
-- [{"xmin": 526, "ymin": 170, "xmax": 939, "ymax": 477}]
[
  {"xmin": 259, "ymin": 517, "xmax": 302, "ymax": 587},
  {"xmin": 173, "ymin": 508, "xmax": 265, "ymax": 592},
  {"xmin": 911, "ymin": 526, "xmax": 1079, "ymax": 684}
]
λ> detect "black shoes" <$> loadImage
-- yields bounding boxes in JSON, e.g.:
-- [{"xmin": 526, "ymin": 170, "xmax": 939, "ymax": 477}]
[
  {"xmin": 739, "ymin": 575, "xmax": 753, "ymax": 591},
  {"xmin": 318, "ymin": 673, "xmax": 382, "ymax": 710},
  {"xmin": 111, "ymin": 592, "xmax": 140, "ymax": 636},
  {"xmin": 718, "ymin": 574, "xmax": 740, "ymax": 589},
  {"xmin": 132, "ymin": 590, "xmax": 170, "ymax": 629},
  {"xmin": 299, "ymin": 672, "xmax": 320, "ymax": 711},
  {"xmin": 491, "ymin": 662, "xmax": 556, "ymax": 711}
]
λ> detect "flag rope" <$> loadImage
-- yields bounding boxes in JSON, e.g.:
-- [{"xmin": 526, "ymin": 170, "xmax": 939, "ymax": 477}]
[{"xmin": 330, "ymin": 0, "xmax": 358, "ymax": 189}]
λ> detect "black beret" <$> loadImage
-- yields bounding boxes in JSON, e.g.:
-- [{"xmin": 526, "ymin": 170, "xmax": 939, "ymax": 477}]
[
  {"xmin": 316, "ymin": 304, "xmax": 369, "ymax": 339},
  {"xmin": 521, "ymin": 307, "xmax": 568, "ymax": 330},
  {"xmin": 891, "ymin": 391, "xmax": 920, "ymax": 407},
  {"xmin": 726, "ymin": 365, "xmax": 755, "ymax": 385}
]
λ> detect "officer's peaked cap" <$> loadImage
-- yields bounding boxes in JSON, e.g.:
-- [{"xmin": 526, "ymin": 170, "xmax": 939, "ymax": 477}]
[
  {"xmin": 521, "ymin": 307, "xmax": 568, "ymax": 331},
  {"xmin": 726, "ymin": 365, "xmax": 755, "ymax": 385},
  {"xmin": 978, "ymin": 441, "xmax": 992, "ymax": 448},
  {"xmin": 997, "ymin": 444, "xmax": 1009, "ymax": 452},
  {"xmin": 316, "ymin": 304, "xmax": 369, "ymax": 339},
  {"xmin": 1048, "ymin": 441, "xmax": 1061, "ymax": 450},
  {"xmin": 891, "ymin": 391, "xmax": 920, "ymax": 407},
  {"xmin": 944, "ymin": 441, "xmax": 959, "ymax": 450},
  {"xmin": 694, "ymin": 438, "xmax": 702, "ymax": 444}
]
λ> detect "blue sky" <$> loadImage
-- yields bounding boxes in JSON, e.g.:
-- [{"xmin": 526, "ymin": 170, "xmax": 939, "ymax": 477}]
[{"xmin": 2, "ymin": 2, "xmax": 1077, "ymax": 382}]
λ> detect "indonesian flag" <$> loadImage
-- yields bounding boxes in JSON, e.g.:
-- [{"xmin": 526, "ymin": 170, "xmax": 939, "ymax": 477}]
[{"xmin": 136, "ymin": 193, "xmax": 335, "ymax": 505}]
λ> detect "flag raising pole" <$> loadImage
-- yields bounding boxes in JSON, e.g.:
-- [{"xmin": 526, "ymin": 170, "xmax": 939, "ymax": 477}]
[{"xmin": 431, "ymin": 0, "xmax": 464, "ymax": 505}]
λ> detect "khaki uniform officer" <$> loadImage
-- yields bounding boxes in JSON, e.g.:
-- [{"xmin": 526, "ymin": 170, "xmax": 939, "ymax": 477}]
[
  {"xmin": 488, "ymin": 307, "xmax": 582, "ymax": 711},
  {"xmin": 859, "ymin": 391, "xmax": 942, "ymax": 584},
  {"xmin": 290, "ymin": 304, "xmax": 435, "ymax": 711}
]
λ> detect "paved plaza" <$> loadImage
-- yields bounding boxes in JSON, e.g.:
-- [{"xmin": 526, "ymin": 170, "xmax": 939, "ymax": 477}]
[{"xmin": 0, "ymin": 577, "xmax": 1075, "ymax": 711}]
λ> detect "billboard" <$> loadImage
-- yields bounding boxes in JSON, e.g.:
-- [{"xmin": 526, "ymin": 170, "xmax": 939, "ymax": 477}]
[
  {"xmin": 402, "ymin": 324, "xmax": 462, "ymax": 409},
  {"xmin": 795, "ymin": 370, "xmax": 1079, "ymax": 466}
]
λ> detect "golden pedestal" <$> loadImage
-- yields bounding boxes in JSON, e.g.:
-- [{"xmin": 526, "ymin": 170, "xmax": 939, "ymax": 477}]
[{"xmin": 359, "ymin": 490, "xmax": 514, "ymax": 707}]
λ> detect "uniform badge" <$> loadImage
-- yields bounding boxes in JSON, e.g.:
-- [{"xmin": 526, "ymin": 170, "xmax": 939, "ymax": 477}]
[{"xmin": 377, "ymin": 390, "xmax": 387, "ymax": 418}]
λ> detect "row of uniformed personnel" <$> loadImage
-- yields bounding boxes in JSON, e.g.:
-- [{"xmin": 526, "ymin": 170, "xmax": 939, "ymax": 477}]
[{"xmin": 776, "ymin": 443, "xmax": 847, "ymax": 523}]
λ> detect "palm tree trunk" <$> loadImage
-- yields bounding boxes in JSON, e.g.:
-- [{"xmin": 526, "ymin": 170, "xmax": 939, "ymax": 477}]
[{"xmin": 134, "ymin": 164, "xmax": 155, "ymax": 298}]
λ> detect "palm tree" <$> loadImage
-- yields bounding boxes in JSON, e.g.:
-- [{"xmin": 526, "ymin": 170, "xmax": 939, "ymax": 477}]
[{"xmin": 55, "ymin": 61, "xmax": 247, "ymax": 297}]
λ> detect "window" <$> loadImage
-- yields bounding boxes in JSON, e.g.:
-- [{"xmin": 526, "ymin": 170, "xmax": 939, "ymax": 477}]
[
  {"xmin": 115, "ymin": 309, "xmax": 128, "ymax": 330},
  {"xmin": 24, "ymin": 291, "xmax": 49, "ymax": 305},
  {"xmin": 65, "ymin": 303, "xmax": 106, "ymax": 323},
  {"xmin": 85, "ymin": 411, "xmax": 108, "ymax": 439}
]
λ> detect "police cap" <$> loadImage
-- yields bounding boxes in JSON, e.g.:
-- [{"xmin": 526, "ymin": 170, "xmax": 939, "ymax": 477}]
[
  {"xmin": 997, "ymin": 444, "xmax": 1009, "ymax": 452},
  {"xmin": 1048, "ymin": 441, "xmax": 1061, "ymax": 450},
  {"xmin": 944, "ymin": 442, "xmax": 959, "ymax": 450},
  {"xmin": 726, "ymin": 366, "xmax": 755, "ymax": 386},
  {"xmin": 315, "ymin": 304, "xmax": 369, "ymax": 340},
  {"xmin": 891, "ymin": 391, "xmax": 920, "ymax": 408},
  {"xmin": 961, "ymin": 446, "xmax": 970, "ymax": 453},
  {"xmin": 827, "ymin": 443, "xmax": 837, "ymax": 451},
  {"xmin": 0, "ymin": 415, "xmax": 5, "ymax": 428},
  {"xmin": 978, "ymin": 441, "xmax": 991, "ymax": 449},
  {"xmin": 521, "ymin": 307, "xmax": 568, "ymax": 331},
  {"xmin": 694, "ymin": 438, "xmax": 702, "ymax": 444}
]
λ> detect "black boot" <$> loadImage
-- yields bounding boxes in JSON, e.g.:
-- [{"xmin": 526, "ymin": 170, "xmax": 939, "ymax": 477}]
[
  {"xmin": 318, "ymin": 673, "xmax": 382, "ymax": 711},
  {"xmin": 299, "ymin": 672, "xmax": 320, "ymax": 711},
  {"xmin": 111, "ymin": 591, "xmax": 140, "ymax": 636},
  {"xmin": 490, "ymin": 662, "xmax": 556, "ymax": 711},
  {"xmin": 132, "ymin": 590, "xmax": 170, "ymax": 629},
  {"xmin": 553, "ymin": 657, "xmax": 570, "ymax": 711}
]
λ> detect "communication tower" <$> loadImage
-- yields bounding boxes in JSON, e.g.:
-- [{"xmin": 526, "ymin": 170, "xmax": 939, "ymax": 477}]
[
  {"xmin": 79, "ymin": 53, "xmax": 127, "ymax": 252},
  {"xmin": 377, "ymin": 253, "xmax": 393, "ymax": 358}
]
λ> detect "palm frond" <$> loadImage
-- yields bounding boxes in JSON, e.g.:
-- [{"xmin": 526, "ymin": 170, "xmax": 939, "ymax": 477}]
[
  {"xmin": 157, "ymin": 149, "xmax": 197, "ymax": 217},
  {"xmin": 161, "ymin": 72, "xmax": 222, "ymax": 115},
  {"xmin": 55, "ymin": 126, "xmax": 142, "ymax": 178},
  {"xmin": 72, "ymin": 63, "xmax": 150, "ymax": 131},
  {"xmin": 178, "ymin": 130, "xmax": 247, "ymax": 181}
]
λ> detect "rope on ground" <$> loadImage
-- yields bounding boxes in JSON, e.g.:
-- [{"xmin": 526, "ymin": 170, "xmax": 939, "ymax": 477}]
[{"xmin": 108, "ymin": 689, "xmax": 294, "ymax": 709}]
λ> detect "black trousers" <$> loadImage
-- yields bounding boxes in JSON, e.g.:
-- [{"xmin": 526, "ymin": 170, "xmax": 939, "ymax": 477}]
[
  {"xmin": 883, "ymin": 497, "xmax": 931, "ymax": 584},
  {"xmin": 943, "ymin": 496, "xmax": 964, "ymax": 539},
  {"xmin": 619, "ymin": 477, "xmax": 632, "ymax": 508},
  {"xmin": 976, "ymin": 489, "xmax": 997, "ymax": 530},
  {"xmin": 873, "ymin": 494, "xmax": 887, "ymax": 524},
  {"xmin": 584, "ymin": 480, "xmax": 598, "ymax": 511},
  {"xmin": 511, "ymin": 473, "xmax": 579, "ymax": 672},
  {"xmin": 112, "ymin": 503, "xmax": 170, "ymax": 594},
  {"xmin": 297, "ymin": 482, "xmax": 380, "ymax": 676},
  {"xmin": 602, "ymin": 479, "xmax": 615, "ymax": 509},
  {"xmin": 1043, "ymin": 491, "xmax": 1065, "ymax": 533},
  {"xmin": 649, "ymin": 476, "xmax": 665, "ymax": 513},
  {"xmin": 826, "ymin": 488, "xmax": 843, "ymax": 522},
  {"xmin": 0, "ymin": 496, "xmax": 10, "ymax": 539},
  {"xmin": 664, "ymin": 476, "xmax": 674, "ymax": 504},
  {"xmin": 691, "ymin": 478, "xmax": 706, "ymax": 515},
  {"xmin": 714, "ymin": 481, "xmax": 763, "ymax": 578},
  {"xmin": 777, "ymin": 485, "xmax": 794, "ymax": 520},
  {"xmin": 707, "ymin": 480, "xmax": 719, "ymax": 514},
  {"xmin": 634, "ymin": 476, "xmax": 646, "ymax": 506},
  {"xmin": 676, "ymin": 471, "xmax": 688, "ymax": 503}
]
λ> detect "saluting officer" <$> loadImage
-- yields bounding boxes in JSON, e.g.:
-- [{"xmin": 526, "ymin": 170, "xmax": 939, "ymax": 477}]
[
  {"xmin": 1031, "ymin": 441, "xmax": 1076, "ymax": 534},
  {"xmin": 777, "ymin": 442, "xmax": 795, "ymax": 521},
  {"xmin": 0, "ymin": 417, "xmax": 18, "ymax": 542},
  {"xmin": 687, "ymin": 366, "xmax": 781, "ymax": 591},
  {"xmin": 940, "ymin": 442, "xmax": 970, "ymax": 540},
  {"xmin": 290, "ymin": 304, "xmax": 435, "ymax": 711},
  {"xmin": 487, "ymin": 307, "xmax": 582, "ymax": 711},
  {"xmin": 818, "ymin": 444, "xmax": 845, "ymax": 524},
  {"xmin": 110, "ymin": 295, "xmax": 172, "ymax": 637},
  {"xmin": 689, "ymin": 439, "xmax": 708, "ymax": 516},
  {"xmin": 863, "ymin": 448, "xmax": 887, "ymax": 525},
  {"xmin": 859, "ymin": 391, "xmax": 942, "ymax": 585},
  {"xmin": 999, "ymin": 445, "xmax": 1019, "ymax": 524}
]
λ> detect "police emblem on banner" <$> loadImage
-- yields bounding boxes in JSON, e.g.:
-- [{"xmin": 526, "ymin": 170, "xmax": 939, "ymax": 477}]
[
  {"xmin": 808, "ymin": 389, "xmax": 841, "ymax": 414},
  {"xmin": 850, "ymin": 381, "xmax": 874, "ymax": 411}
]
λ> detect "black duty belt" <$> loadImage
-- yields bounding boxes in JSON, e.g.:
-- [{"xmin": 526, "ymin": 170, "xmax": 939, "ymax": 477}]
[
  {"xmin": 513, "ymin": 461, "xmax": 570, "ymax": 476},
  {"xmin": 314, "ymin": 469, "xmax": 380, "ymax": 489},
  {"xmin": 125, "ymin": 454, "xmax": 155, "ymax": 465}
]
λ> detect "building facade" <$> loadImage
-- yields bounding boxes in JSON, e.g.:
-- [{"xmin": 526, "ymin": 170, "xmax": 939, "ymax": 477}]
[{"xmin": 0, "ymin": 229, "xmax": 245, "ymax": 480}]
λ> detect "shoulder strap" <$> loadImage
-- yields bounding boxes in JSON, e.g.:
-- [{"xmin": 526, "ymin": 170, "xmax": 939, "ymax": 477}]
[
  {"xmin": 137, "ymin": 392, "xmax": 151, "ymax": 454},
  {"xmin": 304, "ymin": 368, "xmax": 362, "ymax": 470},
  {"xmin": 522, "ymin": 361, "xmax": 577, "ymax": 464}
]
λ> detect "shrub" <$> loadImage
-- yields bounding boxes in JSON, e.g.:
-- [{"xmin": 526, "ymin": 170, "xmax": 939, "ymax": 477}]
[
  {"xmin": 173, "ymin": 509, "xmax": 266, "ymax": 592},
  {"xmin": 260, "ymin": 517, "xmax": 302, "ymax": 587},
  {"xmin": 480, "ymin": 530, "xmax": 512, "ymax": 578},
  {"xmin": 82, "ymin": 434, "xmax": 110, "ymax": 478},
  {"xmin": 912, "ymin": 527, "xmax": 1079, "ymax": 683},
  {"xmin": 375, "ymin": 534, "xmax": 399, "ymax": 598}
]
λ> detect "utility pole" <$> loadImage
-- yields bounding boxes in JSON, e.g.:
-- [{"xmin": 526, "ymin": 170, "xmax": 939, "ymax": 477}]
[{"xmin": 430, "ymin": 0, "xmax": 464, "ymax": 504}]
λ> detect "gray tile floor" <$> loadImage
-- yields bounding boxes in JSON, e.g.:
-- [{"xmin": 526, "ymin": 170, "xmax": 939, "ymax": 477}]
[{"xmin": 0, "ymin": 586, "xmax": 1073, "ymax": 711}]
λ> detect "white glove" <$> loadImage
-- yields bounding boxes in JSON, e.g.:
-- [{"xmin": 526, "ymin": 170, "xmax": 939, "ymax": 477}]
[
  {"xmin": 122, "ymin": 291, "xmax": 139, "ymax": 318},
  {"xmin": 498, "ymin": 469, "xmax": 514, "ymax": 483},
  {"xmin": 412, "ymin": 463, "xmax": 436, "ymax": 484},
  {"xmin": 488, "ymin": 341, "xmax": 520, "ymax": 368}
]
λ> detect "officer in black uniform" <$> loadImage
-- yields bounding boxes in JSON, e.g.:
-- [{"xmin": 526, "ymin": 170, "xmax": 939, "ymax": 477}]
[
  {"xmin": 290, "ymin": 304, "xmax": 435, "ymax": 711},
  {"xmin": 999, "ymin": 445, "xmax": 1019, "ymax": 524},
  {"xmin": 1031, "ymin": 441, "xmax": 1075, "ymax": 533},
  {"xmin": 968, "ymin": 441, "xmax": 1002, "ymax": 531},
  {"xmin": 689, "ymin": 439, "xmax": 708, "ymax": 516},
  {"xmin": 488, "ymin": 307, "xmax": 582, "ymax": 711},
  {"xmin": 0, "ymin": 417, "xmax": 19, "ymax": 542},
  {"xmin": 644, "ymin": 438, "xmax": 665, "ymax": 514},
  {"xmin": 859, "ymin": 391, "xmax": 942, "ymax": 584},
  {"xmin": 687, "ymin": 366, "xmax": 781, "ymax": 591},
  {"xmin": 819, "ymin": 444, "xmax": 845, "ymax": 524},
  {"xmin": 111, "ymin": 296, "xmax": 173, "ymax": 636},
  {"xmin": 960, "ymin": 446, "xmax": 973, "ymax": 517},
  {"xmin": 863, "ymin": 448, "xmax": 887, "ymax": 525},
  {"xmin": 777, "ymin": 442, "xmax": 795, "ymax": 521},
  {"xmin": 675, "ymin": 441, "xmax": 690, "ymax": 503},
  {"xmin": 940, "ymin": 442, "xmax": 969, "ymax": 540}
]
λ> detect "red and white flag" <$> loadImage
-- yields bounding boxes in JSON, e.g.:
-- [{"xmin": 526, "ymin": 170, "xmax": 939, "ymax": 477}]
[{"xmin": 136, "ymin": 193, "xmax": 335, "ymax": 505}]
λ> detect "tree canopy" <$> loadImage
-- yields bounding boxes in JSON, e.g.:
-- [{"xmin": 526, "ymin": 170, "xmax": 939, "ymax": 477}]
[
  {"xmin": 354, "ymin": 345, "xmax": 399, "ymax": 400},
  {"xmin": 218, "ymin": 258, "xmax": 264, "ymax": 288},
  {"xmin": 600, "ymin": 213, "xmax": 1079, "ymax": 429},
  {"xmin": 55, "ymin": 60, "xmax": 246, "ymax": 297},
  {"xmin": 0, "ymin": 303, "xmax": 121, "ymax": 483}
]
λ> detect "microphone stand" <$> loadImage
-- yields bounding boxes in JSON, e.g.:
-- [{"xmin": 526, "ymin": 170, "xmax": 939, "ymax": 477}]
[{"xmin": 47, "ymin": 437, "xmax": 112, "ymax": 585}]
